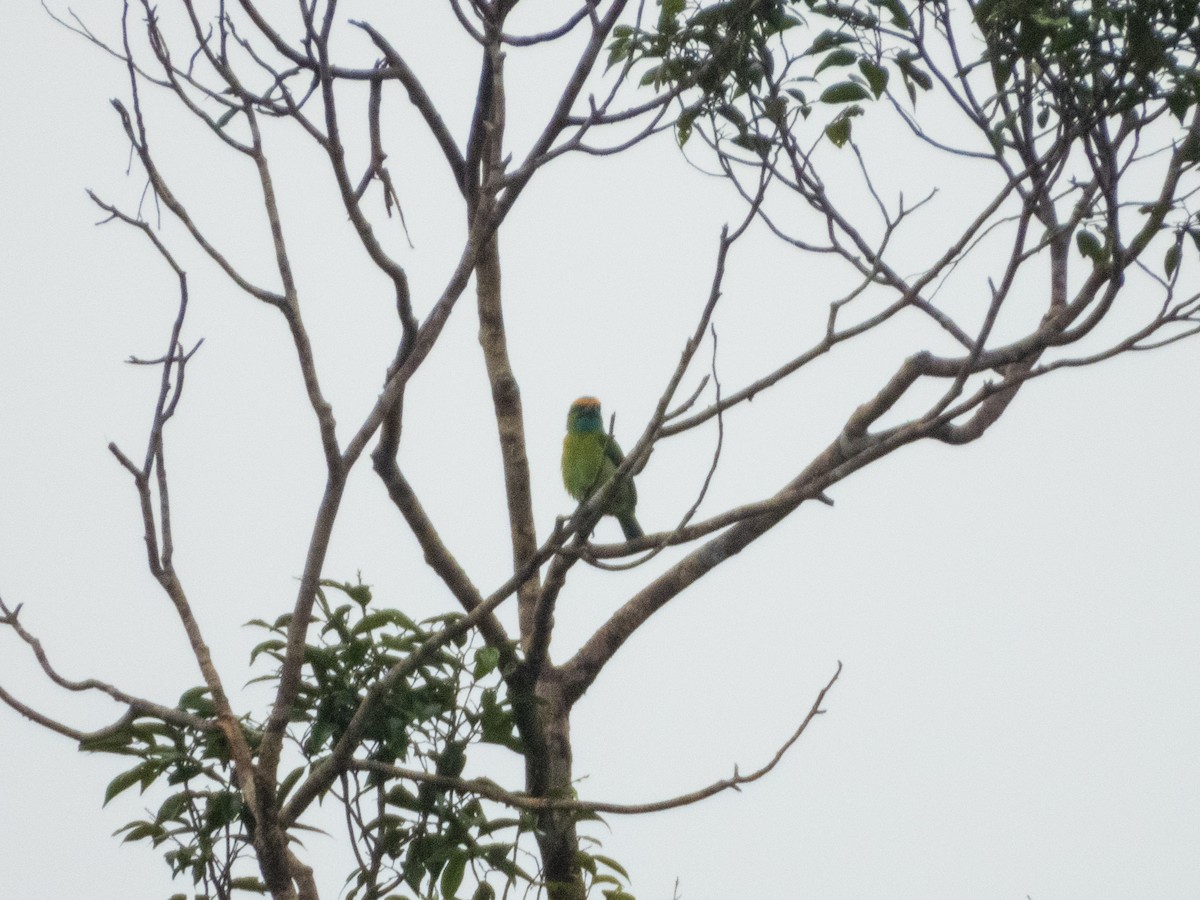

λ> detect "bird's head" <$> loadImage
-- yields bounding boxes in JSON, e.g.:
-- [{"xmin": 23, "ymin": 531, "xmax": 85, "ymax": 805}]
[{"xmin": 566, "ymin": 396, "xmax": 604, "ymax": 433}]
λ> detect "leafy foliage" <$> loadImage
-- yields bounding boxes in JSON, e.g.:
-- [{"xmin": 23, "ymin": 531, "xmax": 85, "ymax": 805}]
[
  {"xmin": 81, "ymin": 695, "xmax": 261, "ymax": 896},
  {"xmin": 974, "ymin": 0, "xmax": 1200, "ymax": 127},
  {"xmin": 611, "ymin": 0, "xmax": 1200, "ymax": 162},
  {"xmin": 82, "ymin": 580, "xmax": 634, "ymax": 900},
  {"xmin": 967, "ymin": 0, "xmax": 1200, "ymax": 274},
  {"xmin": 607, "ymin": 0, "xmax": 933, "ymax": 152},
  {"xmin": 613, "ymin": 0, "xmax": 1200, "ymax": 279}
]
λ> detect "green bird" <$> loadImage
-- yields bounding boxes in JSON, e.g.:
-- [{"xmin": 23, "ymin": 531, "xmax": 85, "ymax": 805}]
[{"xmin": 561, "ymin": 396, "xmax": 643, "ymax": 541}]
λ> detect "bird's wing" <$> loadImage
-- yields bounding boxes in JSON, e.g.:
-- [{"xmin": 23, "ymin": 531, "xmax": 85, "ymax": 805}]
[{"xmin": 602, "ymin": 435, "xmax": 625, "ymax": 467}]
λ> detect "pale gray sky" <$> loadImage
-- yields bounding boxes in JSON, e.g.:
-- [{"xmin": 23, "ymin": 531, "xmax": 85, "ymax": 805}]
[{"xmin": 2, "ymin": 3, "xmax": 1199, "ymax": 899}]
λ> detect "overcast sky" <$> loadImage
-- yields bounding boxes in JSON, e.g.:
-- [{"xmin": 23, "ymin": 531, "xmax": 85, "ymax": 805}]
[{"xmin": 2, "ymin": 3, "xmax": 1199, "ymax": 900}]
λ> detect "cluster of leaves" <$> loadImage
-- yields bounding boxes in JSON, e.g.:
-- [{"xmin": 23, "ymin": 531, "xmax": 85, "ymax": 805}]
[
  {"xmin": 1076, "ymin": 205, "xmax": 1200, "ymax": 282},
  {"xmin": 607, "ymin": 0, "xmax": 931, "ymax": 152},
  {"xmin": 80, "ymin": 692, "xmax": 262, "ymax": 897},
  {"xmin": 975, "ymin": 0, "xmax": 1200, "ymax": 135},
  {"xmin": 615, "ymin": 0, "xmax": 1200, "ymax": 281},
  {"xmin": 82, "ymin": 580, "xmax": 636, "ymax": 899},
  {"xmin": 978, "ymin": 1, "xmax": 1200, "ymax": 281},
  {"xmin": 975, "ymin": 2, "xmax": 1200, "ymax": 280},
  {"xmin": 574, "ymin": 850, "xmax": 637, "ymax": 900},
  {"xmin": 247, "ymin": 581, "xmax": 523, "ymax": 765},
  {"xmin": 247, "ymin": 579, "xmax": 535, "ymax": 900},
  {"xmin": 612, "ymin": 0, "xmax": 1200, "ymax": 154}
]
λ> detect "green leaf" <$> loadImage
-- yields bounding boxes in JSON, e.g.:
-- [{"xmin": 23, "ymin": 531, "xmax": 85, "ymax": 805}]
[
  {"xmin": 825, "ymin": 116, "xmax": 852, "ymax": 147},
  {"xmin": 658, "ymin": 0, "xmax": 685, "ymax": 31},
  {"xmin": 1167, "ymin": 90, "xmax": 1192, "ymax": 123},
  {"xmin": 405, "ymin": 844, "xmax": 427, "ymax": 893},
  {"xmin": 250, "ymin": 638, "xmax": 286, "ymax": 664},
  {"xmin": 676, "ymin": 105, "xmax": 701, "ymax": 147},
  {"xmin": 117, "ymin": 821, "xmax": 162, "ymax": 843},
  {"xmin": 471, "ymin": 884, "xmax": 497, "ymax": 900},
  {"xmin": 871, "ymin": 0, "xmax": 911, "ymax": 28},
  {"xmin": 155, "ymin": 792, "xmax": 190, "ymax": 824},
  {"xmin": 896, "ymin": 53, "xmax": 933, "ymax": 104},
  {"xmin": 807, "ymin": 30, "xmax": 855, "ymax": 55},
  {"xmin": 819, "ymin": 81, "xmax": 871, "ymax": 104},
  {"xmin": 730, "ymin": 133, "xmax": 772, "ymax": 155},
  {"xmin": 904, "ymin": 66, "xmax": 932, "ymax": 92},
  {"xmin": 1181, "ymin": 133, "xmax": 1200, "ymax": 165},
  {"xmin": 576, "ymin": 851, "xmax": 598, "ymax": 876},
  {"xmin": 278, "ymin": 765, "xmax": 307, "ymax": 803},
  {"xmin": 1127, "ymin": 12, "xmax": 1167, "ymax": 71},
  {"xmin": 1075, "ymin": 229, "xmax": 1104, "ymax": 262},
  {"xmin": 592, "ymin": 854, "xmax": 631, "ymax": 880},
  {"xmin": 351, "ymin": 611, "xmax": 396, "ymax": 634},
  {"xmin": 473, "ymin": 646, "xmax": 501, "ymax": 679},
  {"xmin": 638, "ymin": 64, "xmax": 663, "ymax": 88},
  {"xmin": 479, "ymin": 843, "xmax": 534, "ymax": 881},
  {"xmin": 477, "ymin": 818, "xmax": 521, "ymax": 836},
  {"xmin": 130, "ymin": 721, "xmax": 177, "ymax": 741},
  {"xmin": 303, "ymin": 645, "xmax": 336, "ymax": 670},
  {"xmin": 78, "ymin": 730, "xmax": 136, "ymax": 754},
  {"xmin": 178, "ymin": 686, "xmax": 216, "ymax": 717},
  {"xmin": 385, "ymin": 783, "xmax": 422, "ymax": 811},
  {"xmin": 814, "ymin": 48, "xmax": 858, "ymax": 75},
  {"xmin": 166, "ymin": 760, "xmax": 205, "ymax": 785},
  {"xmin": 440, "ymin": 851, "xmax": 467, "ymax": 898},
  {"xmin": 422, "ymin": 611, "xmax": 465, "ymax": 629},
  {"xmin": 988, "ymin": 53, "xmax": 1014, "ymax": 91},
  {"xmin": 1165, "ymin": 241, "xmax": 1182, "ymax": 276},
  {"xmin": 346, "ymin": 583, "xmax": 373, "ymax": 606},
  {"xmin": 204, "ymin": 791, "xmax": 242, "ymax": 830},
  {"xmin": 858, "ymin": 59, "xmax": 889, "ymax": 98},
  {"xmin": 715, "ymin": 103, "xmax": 748, "ymax": 129},
  {"xmin": 757, "ymin": 91, "xmax": 785, "ymax": 122},
  {"xmin": 104, "ymin": 765, "xmax": 148, "ymax": 806},
  {"xmin": 606, "ymin": 42, "xmax": 630, "ymax": 72},
  {"xmin": 436, "ymin": 741, "xmax": 468, "ymax": 779}
]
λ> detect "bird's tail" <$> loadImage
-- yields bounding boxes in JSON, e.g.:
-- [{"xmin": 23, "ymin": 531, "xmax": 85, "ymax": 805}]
[{"xmin": 619, "ymin": 514, "xmax": 644, "ymax": 541}]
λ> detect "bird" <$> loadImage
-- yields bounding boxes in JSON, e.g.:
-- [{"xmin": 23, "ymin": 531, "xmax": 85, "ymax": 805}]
[{"xmin": 561, "ymin": 396, "xmax": 643, "ymax": 541}]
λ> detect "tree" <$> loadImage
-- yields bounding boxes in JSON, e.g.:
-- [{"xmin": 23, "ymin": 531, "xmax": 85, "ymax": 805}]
[{"xmin": 2, "ymin": 1, "xmax": 1198, "ymax": 898}]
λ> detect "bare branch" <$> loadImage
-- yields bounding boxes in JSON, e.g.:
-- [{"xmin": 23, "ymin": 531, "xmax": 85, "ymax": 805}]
[
  {"xmin": 370, "ymin": 456, "xmax": 513, "ymax": 660},
  {"xmin": 0, "ymin": 596, "xmax": 214, "ymax": 733},
  {"xmin": 585, "ymin": 323, "xmax": 727, "ymax": 573},
  {"xmin": 108, "ymin": 63, "xmax": 286, "ymax": 307},
  {"xmin": 351, "ymin": 21, "xmax": 467, "ymax": 191},
  {"xmin": 352, "ymin": 662, "xmax": 840, "ymax": 814},
  {"xmin": 0, "ymin": 685, "xmax": 133, "ymax": 743}
]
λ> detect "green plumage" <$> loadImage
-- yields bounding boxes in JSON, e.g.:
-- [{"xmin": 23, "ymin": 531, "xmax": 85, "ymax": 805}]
[{"xmin": 561, "ymin": 397, "xmax": 643, "ymax": 541}]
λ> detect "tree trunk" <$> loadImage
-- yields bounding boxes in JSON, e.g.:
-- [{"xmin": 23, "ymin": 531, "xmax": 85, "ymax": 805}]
[{"xmin": 526, "ymin": 670, "xmax": 582, "ymax": 899}]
